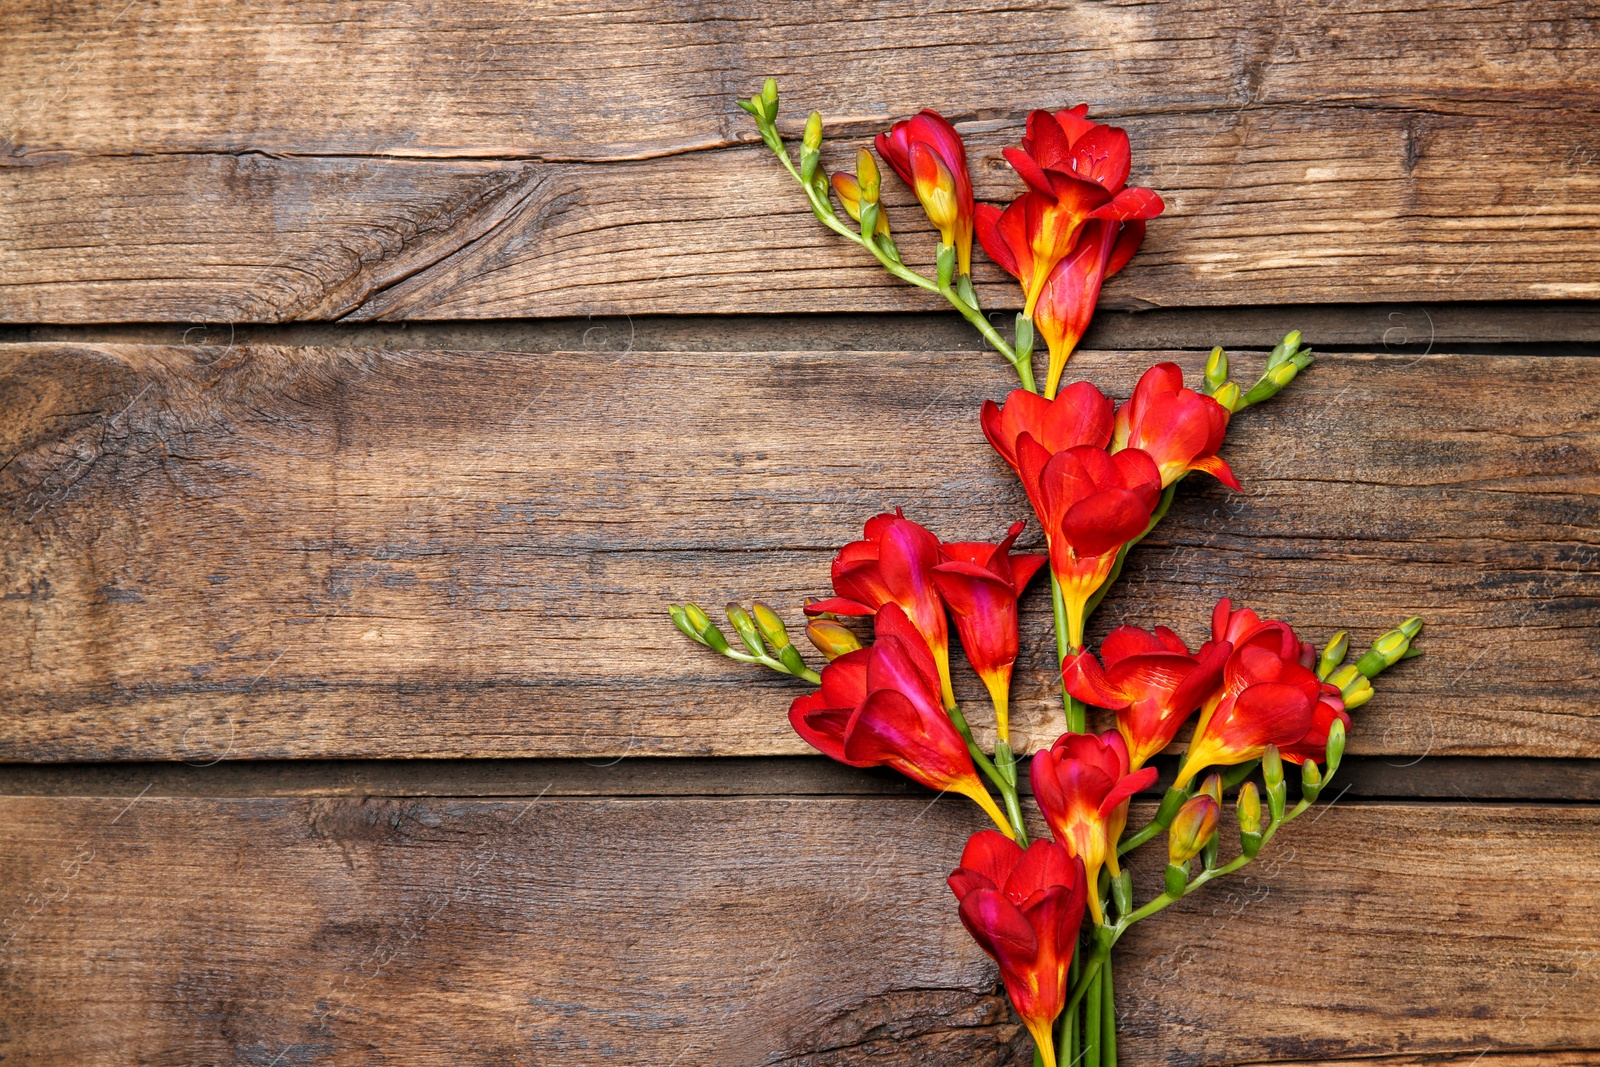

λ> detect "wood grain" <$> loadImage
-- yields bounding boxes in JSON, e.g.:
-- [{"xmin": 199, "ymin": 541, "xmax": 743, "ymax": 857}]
[
  {"xmin": 2, "ymin": 343, "xmax": 1595, "ymax": 761},
  {"xmin": 1, "ymin": 2, "xmax": 1597, "ymax": 320},
  {"xmin": 0, "ymin": 795, "xmax": 1596, "ymax": 1065}
]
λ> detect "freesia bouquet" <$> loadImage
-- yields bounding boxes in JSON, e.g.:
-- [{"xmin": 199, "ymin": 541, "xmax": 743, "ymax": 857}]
[{"xmin": 670, "ymin": 80, "xmax": 1424, "ymax": 1066}]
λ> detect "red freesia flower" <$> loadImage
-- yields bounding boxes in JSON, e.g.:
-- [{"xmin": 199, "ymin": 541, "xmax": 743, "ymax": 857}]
[
  {"xmin": 975, "ymin": 107, "xmax": 1163, "ymax": 323},
  {"xmin": 876, "ymin": 110, "xmax": 975, "ymax": 277},
  {"xmin": 1175, "ymin": 600, "xmax": 1329, "ymax": 786},
  {"xmin": 981, "ymin": 381, "xmax": 1114, "ymax": 476},
  {"xmin": 804, "ymin": 510, "xmax": 955, "ymax": 708},
  {"xmin": 1028, "ymin": 219, "xmax": 1146, "ymax": 397},
  {"xmin": 1031, "ymin": 730, "xmax": 1158, "ymax": 923},
  {"xmin": 1061, "ymin": 624, "xmax": 1232, "ymax": 769},
  {"xmin": 931, "ymin": 521, "xmax": 1049, "ymax": 742},
  {"xmin": 789, "ymin": 604, "xmax": 1013, "ymax": 834},
  {"xmin": 949, "ymin": 830, "xmax": 1088, "ymax": 1067},
  {"xmin": 1014, "ymin": 437, "xmax": 1163, "ymax": 649},
  {"xmin": 1112, "ymin": 363, "xmax": 1240, "ymax": 490}
]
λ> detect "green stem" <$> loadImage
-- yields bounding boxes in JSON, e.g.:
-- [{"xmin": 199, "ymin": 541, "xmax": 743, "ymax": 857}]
[
  {"xmin": 1049, "ymin": 574, "xmax": 1086, "ymax": 732},
  {"xmin": 1116, "ymin": 815, "xmax": 1163, "ymax": 856},
  {"xmin": 1101, "ymin": 952, "xmax": 1116, "ymax": 1067},
  {"xmin": 946, "ymin": 704, "xmax": 1029, "ymax": 845},
  {"xmin": 936, "ymin": 278, "xmax": 1035, "ymax": 391},
  {"xmin": 717, "ymin": 646, "xmax": 821, "ymax": 684},
  {"xmin": 1083, "ymin": 962, "xmax": 1102, "ymax": 1067}
]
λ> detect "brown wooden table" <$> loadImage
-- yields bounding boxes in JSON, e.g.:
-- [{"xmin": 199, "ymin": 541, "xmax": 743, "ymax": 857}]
[{"xmin": 3, "ymin": 3, "xmax": 1598, "ymax": 1064}]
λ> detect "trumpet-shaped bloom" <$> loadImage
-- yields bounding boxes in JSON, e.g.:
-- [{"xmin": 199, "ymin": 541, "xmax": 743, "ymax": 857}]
[
  {"xmin": 975, "ymin": 107, "xmax": 1164, "ymax": 321},
  {"xmin": 980, "ymin": 381, "xmax": 1114, "ymax": 476},
  {"xmin": 1031, "ymin": 730, "xmax": 1158, "ymax": 924},
  {"xmin": 804, "ymin": 510, "xmax": 955, "ymax": 707},
  {"xmin": 1176, "ymin": 602, "xmax": 1328, "ymax": 786},
  {"xmin": 1030, "ymin": 219, "xmax": 1147, "ymax": 396},
  {"xmin": 1015, "ymin": 437, "xmax": 1163, "ymax": 648},
  {"xmin": 949, "ymin": 830, "xmax": 1088, "ymax": 1067},
  {"xmin": 932, "ymin": 521, "xmax": 1049, "ymax": 742},
  {"xmin": 1061, "ymin": 624, "xmax": 1232, "ymax": 769},
  {"xmin": 789, "ymin": 604, "xmax": 1012, "ymax": 834},
  {"xmin": 1280, "ymin": 684, "xmax": 1351, "ymax": 766},
  {"xmin": 1112, "ymin": 363, "xmax": 1240, "ymax": 490},
  {"xmin": 876, "ymin": 110, "xmax": 975, "ymax": 275}
]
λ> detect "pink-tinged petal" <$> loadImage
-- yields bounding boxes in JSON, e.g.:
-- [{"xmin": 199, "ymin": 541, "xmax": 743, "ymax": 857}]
[
  {"xmin": 817, "ymin": 647, "xmax": 871, "ymax": 709},
  {"xmin": 1090, "ymin": 185, "xmax": 1165, "ymax": 221},
  {"xmin": 802, "ymin": 595, "xmax": 875, "ymax": 617},
  {"xmin": 957, "ymin": 887, "xmax": 1039, "ymax": 968},
  {"xmin": 1004, "ymin": 145, "xmax": 1058, "ymax": 198},
  {"xmin": 868, "ymin": 612, "xmax": 942, "ymax": 709},
  {"xmin": 1061, "ymin": 650, "xmax": 1130, "ymax": 710},
  {"xmin": 1105, "ymin": 220, "xmax": 1145, "ymax": 279},
  {"xmin": 932, "ymin": 562, "xmax": 1019, "ymax": 679},
  {"xmin": 1060, "ymin": 489, "xmax": 1153, "ymax": 557},
  {"xmin": 844, "ymin": 688, "xmax": 972, "ymax": 788},
  {"xmin": 862, "ymin": 509, "xmax": 905, "ymax": 541},
  {"xmin": 875, "ymin": 128, "xmax": 913, "ymax": 185},
  {"xmin": 1190, "ymin": 454, "xmax": 1242, "ymax": 491},
  {"xmin": 831, "ymin": 561, "xmax": 895, "ymax": 613},
  {"xmin": 1068, "ymin": 123, "xmax": 1132, "ymax": 194},
  {"xmin": 789, "ymin": 692, "xmax": 875, "ymax": 767},
  {"xmin": 1097, "ymin": 764, "xmax": 1159, "ymax": 817}
]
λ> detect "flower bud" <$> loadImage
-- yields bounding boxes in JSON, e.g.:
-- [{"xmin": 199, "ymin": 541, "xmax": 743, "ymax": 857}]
[
  {"xmin": 1355, "ymin": 617, "xmax": 1425, "ymax": 678},
  {"xmin": 1301, "ymin": 758, "xmax": 1324, "ymax": 803},
  {"xmin": 1267, "ymin": 330, "xmax": 1303, "ymax": 368},
  {"xmin": 1198, "ymin": 772, "xmax": 1223, "ymax": 806},
  {"xmin": 1263, "ymin": 744, "xmax": 1287, "ymax": 824},
  {"xmin": 760, "ymin": 77, "xmax": 779, "ymax": 121},
  {"xmin": 1237, "ymin": 781, "xmax": 1262, "ymax": 834},
  {"xmin": 751, "ymin": 601, "xmax": 791, "ymax": 650},
  {"xmin": 806, "ymin": 619, "xmax": 862, "ymax": 660},
  {"xmin": 726, "ymin": 603, "xmax": 764, "ymax": 655},
  {"xmin": 669, "ymin": 604, "xmax": 700, "ymax": 642},
  {"xmin": 1212, "ymin": 381, "xmax": 1241, "ymax": 412},
  {"xmin": 1205, "ymin": 347, "xmax": 1228, "ymax": 393},
  {"xmin": 1325, "ymin": 718, "xmax": 1347, "ymax": 778},
  {"xmin": 1317, "ymin": 632, "xmax": 1349, "ymax": 680},
  {"xmin": 1328, "ymin": 664, "xmax": 1374, "ymax": 709},
  {"xmin": 856, "ymin": 148, "xmax": 880, "ymax": 204},
  {"xmin": 1168, "ymin": 795, "xmax": 1220, "ymax": 865},
  {"xmin": 803, "ymin": 112, "xmax": 822, "ymax": 153},
  {"xmin": 1165, "ymin": 861, "xmax": 1189, "ymax": 897}
]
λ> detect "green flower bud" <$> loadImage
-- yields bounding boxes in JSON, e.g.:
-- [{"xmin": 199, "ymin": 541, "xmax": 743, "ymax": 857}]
[
  {"xmin": 725, "ymin": 603, "xmax": 764, "ymax": 655},
  {"xmin": 669, "ymin": 604, "xmax": 700, "ymax": 642},
  {"xmin": 1263, "ymin": 744, "xmax": 1287, "ymax": 824},
  {"xmin": 1165, "ymin": 861, "xmax": 1189, "ymax": 897},
  {"xmin": 751, "ymin": 601, "xmax": 792, "ymax": 650},
  {"xmin": 1205, "ymin": 346, "xmax": 1229, "ymax": 393},
  {"xmin": 1213, "ymin": 381, "xmax": 1242, "ymax": 412},
  {"xmin": 1325, "ymin": 719, "xmax": 1347, "ymax": 779},
  {"xmin": 777, "ymin": 644, "xmax": 810, "ymax": 676},
  {"xmin": 760, "ymin": 77, "xmax": 778, "ymax": 121},
  {"xmin": 683, "ymin": 602, "xmax": 713, "ymax": 634},
  {"xmin": 1355, "ymin": 617, "xmax": 1425, "ymax": 677},
  {"xmin": 1237, "ymin": 781, "xmax": 1262, "ymax": 835},
  {"xmin": 1267, "ymin": 330, "xmax": 1303, "ymax": 368},
  {"xmin": 806, "ymin": 619, "xmax": 862, "ymax": 660},
  {"xmin": 1301, "ymin": 759, "xmax": 1323, "ymax": 804},
  {"xmin": 1112, "ymin": 870, "xmax": 1133, "ymax": 916},
  {"xmin": 803, "ymin": 111, "xmax": 822, "ymax": 153},
  {"xmin": 1199, "ymin": 772, "xmax": 1223, "ymax": 806},
  {"xmin": 1329, "ymin": 663, "xmax": 1375, "ymax": 709},
  {"xmin": 1317, "ymin": 632, "xmax": 1349, "ymax": 680},
  {"xmin": 935, "ymin": 243, "xmax": 957, "ymax": 287}
]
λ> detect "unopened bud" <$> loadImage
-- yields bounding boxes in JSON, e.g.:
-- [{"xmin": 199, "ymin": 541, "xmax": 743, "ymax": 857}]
[
  {"xmin": 761, "ymin": 77, "xmax": 778, "ymax": 119},
  {"xmin": 1213, "ymin": 381, "xmax": 1241, "ymax": 412},
  {"xmin": 1165, "ymin": 861, "xmax": 1189, "ymax": 897},
  {"xmin": 1267, "ymin": 330, "xmax": 1303, "ymax": 368},
  {"xmin": 856, "ymin": 149, "xmax": 880, "ymax": 204},
  {"xmin": 1317, "ymin": 632, "xmax": 1349, "ymax": 680},
  {"xmin": 751, "ymin": 602, "xmax": 791, "ymax": 650},
  {"xmin": 684, "ymin": 602, "xmax": 712, "ymax": 634},
  {"xmin": 1205, "ymin": 347, "xmax": 1229, "ymax": 393},
  {"xmin": 669, "ymin": 604, "xmax": 700, "ymax": 642},
  {"xmin": 1301, "ymin": 759, "xmax": 1323, "ymax": 803},
  {"xmin": 1263, "ymin": 744, "xmax": 1287, "ymax": 824},
  {"xmin": 726, "ymin": 603, "xmax": 764, "ymax": 655},
  {"xmin": 1325, "ymin": 719, "xmax": 1347, "ymax": 778},
  {"xmin": 1268, "ymin": 361, "xmax": 1300, "ymax": 387},
  {"xmin": 1168, "ymin": 795, "xmax": 1220, "ymax": 865},
  {"xmin": 1237, "ymin": 781, "xmax": 1262, "ymax": 835},
  {"xmin": 806, "ymin": 619, "xmax": 862, "ymax": 660},
  {"xmin": 1199, "ymin": 772, "xmax": 1223, "ymax": 806},
  {"xmin": 1329, "ymin": 664, "xmax": 1374, "ymax": 709},
  {"xmin": 803, "ymin": 112, "xmax": 822, "ymax": 153},
  {"xmin": 1355, "ymin": 617, "xmax": 1425, "ymax": 677}
]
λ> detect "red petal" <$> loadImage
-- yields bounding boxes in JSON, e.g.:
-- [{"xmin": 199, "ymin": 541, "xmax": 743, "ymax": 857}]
[
  {"xmin": 1043, "ymin": 381, "xmax": 1115, "ymax": 452},
  {"xmin": 1004, "ymin": 145, "xmax": 1057, "ymax": 198},
  {"xmin": 1068, "ymin": 123, "xmax": 1131, "ymax": 194},
  {"xmin": 1023, "ymin": 109, "xmax": 1073, "ymax": 172},
  {"xmin": 1090, "ymin": 185, "xmax": 1165, "ymax": 221},
  {"xmin": 1105, "ymin": 220, "xmax": 1145, "ymax": 279},
  {"xmin": 958, "ymin": 828, "xmax": 1025, "ymax": 890},
  {"xmin": 1061, "ymin": 650, "xmax": 1129, "ymax": 710},
  {"xmin": 975, "ymin": 202, "xmax": 1019, "ymax": 279},
  {"xmin": 1006, "ymin": 838, "xmax": 1078, "ymax": 901},
  {"xmin": 957, "ymin": 888, "xmax": 1039, "ymax": 967},
  {"xmin": 1099, "ymin": 625, "xmax": 1173, "ymax": 667},
  {"xmin": 1060, "ymin": 489, "xmax": 1153, "ymax": 557},
  {"xmin": 1097, "ymin": 765, "xmax": 1159, "ymax": 817},
  {"xmin": 802, "ymin": 595, "xmax": 875, "ymax": 617},
  {"xmin": 1191, "ymin": 454, "xmax": 1242, "ymax": 491}
]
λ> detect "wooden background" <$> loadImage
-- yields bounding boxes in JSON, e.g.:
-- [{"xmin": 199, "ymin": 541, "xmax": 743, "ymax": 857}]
[{"xmin": 2, "ymin": 2, "xmax": 1597, "ymax": 1064}]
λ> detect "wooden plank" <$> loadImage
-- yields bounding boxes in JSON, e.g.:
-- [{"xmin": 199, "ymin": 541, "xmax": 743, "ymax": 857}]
[
  {"xmin": 0, "ymin": 796, "xmax": 1596, "ymax": 1065},
  {"xmin": 2, "ymin": 344, "xmax": 1595, "ymax": 761},
  {"xmin": 1, "ymin": 2, "xmax": 1596, "ymax": 320}
]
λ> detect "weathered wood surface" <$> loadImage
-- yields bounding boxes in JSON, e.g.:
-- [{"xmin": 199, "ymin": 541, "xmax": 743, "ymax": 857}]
[
  {"xmin": 1, "ymin": 795, "xmax": 1595, "ymax": 1065},
  {"xmin": 2, "ymin": 1, "xmax": 1597, "ymax": 321},
  {"xmin": 3, "ymin": 343, "xmax": 1595, "ymax": 761}
]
